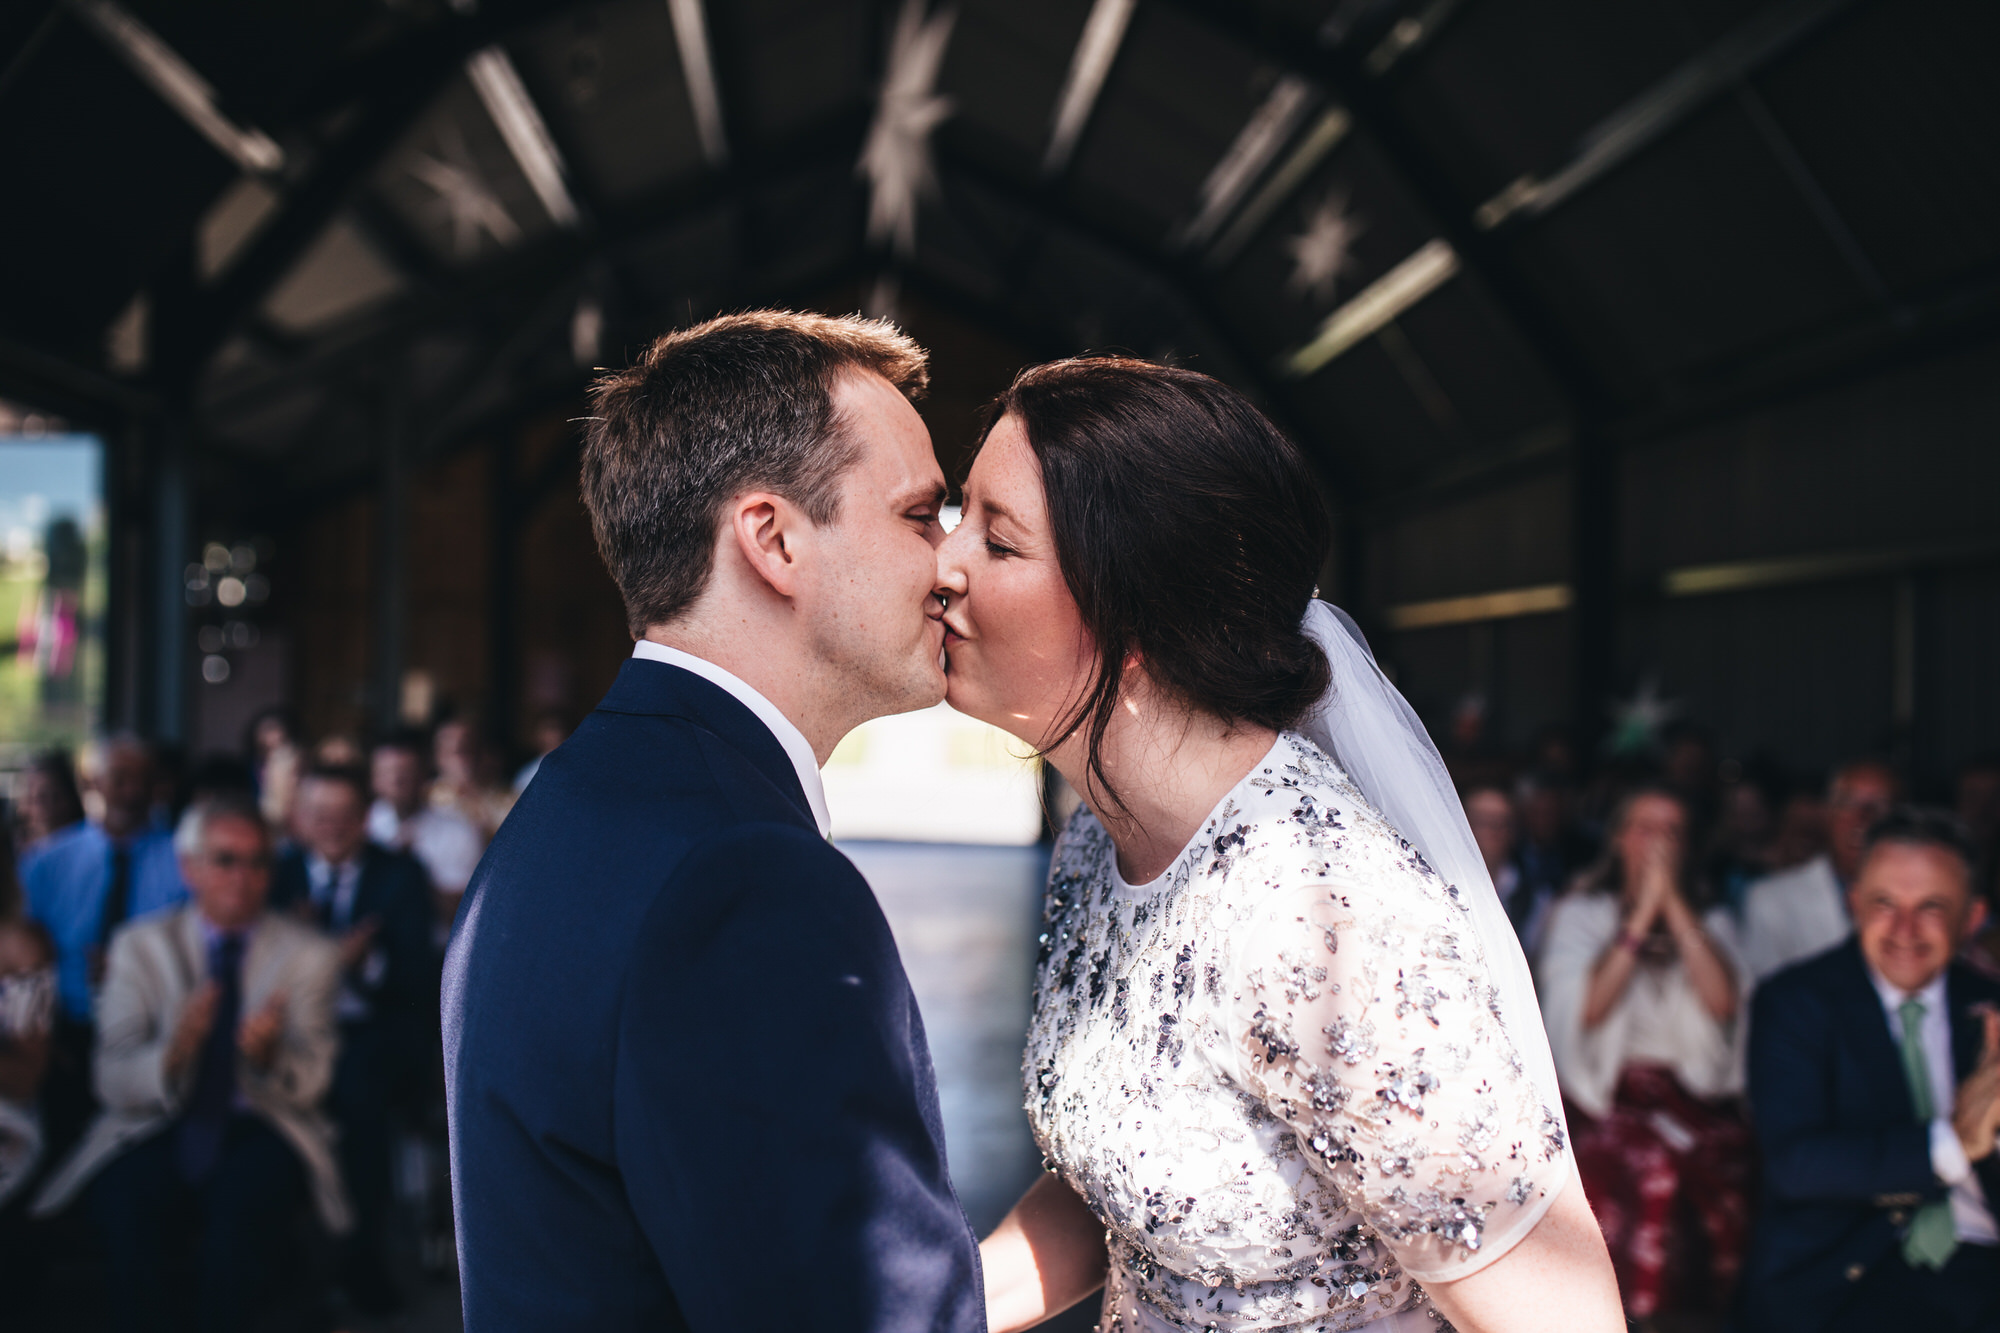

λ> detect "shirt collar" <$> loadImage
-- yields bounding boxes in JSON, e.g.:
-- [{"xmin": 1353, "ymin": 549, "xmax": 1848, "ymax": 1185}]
[
  {"xmin": 1866, "ymin": 958, "xmax": 1949, "ymax": 1019},
  {"xmin": 630, "ymin": 641, "xmax": 831, "ymax": 838},
  {"xmin": 197, "ymin": 915, "xmax": 251, "ymax": 950}
]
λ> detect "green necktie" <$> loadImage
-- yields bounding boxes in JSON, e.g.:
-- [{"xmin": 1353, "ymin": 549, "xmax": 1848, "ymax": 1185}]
[{"xmin": 1897, "ymin": 998, "xmax": 1959, "ymax": 1271}]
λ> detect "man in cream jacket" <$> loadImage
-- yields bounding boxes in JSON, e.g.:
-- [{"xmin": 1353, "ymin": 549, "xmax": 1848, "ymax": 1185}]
[{"xmin": 36, "ymin": 792, "xmax": 346, "ymax": 1333}]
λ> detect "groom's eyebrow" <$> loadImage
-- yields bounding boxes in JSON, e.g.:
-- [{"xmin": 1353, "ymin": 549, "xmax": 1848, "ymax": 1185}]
[{"xmin": 891, "ymin": 480, "xmax": 948, "ymax": 510}]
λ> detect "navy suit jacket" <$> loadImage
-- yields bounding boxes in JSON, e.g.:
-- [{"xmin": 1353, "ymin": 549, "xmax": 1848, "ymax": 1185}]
[
  {"xmin": 442, "ymin": 658, "xmax": 984, "ymax": 1332},
  {"xmin": 1745, "ymin": 938, "xmax": 2000, "ymax": 1331},
  {"xmin": 271, "ymin": 842, "xmax": 437, "ymax": 1028}
]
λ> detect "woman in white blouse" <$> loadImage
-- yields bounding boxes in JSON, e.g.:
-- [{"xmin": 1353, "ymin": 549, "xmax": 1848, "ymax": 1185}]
[{"xmin": 1537, "ymin": 785, "xmax": 1752, "ymax": 1325}]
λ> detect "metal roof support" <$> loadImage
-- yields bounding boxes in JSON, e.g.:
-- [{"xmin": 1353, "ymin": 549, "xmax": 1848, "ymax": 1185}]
[
  {"xmin": 1206, "ymin": 105, "xmax": 1352, "ymax": 268},
  {"xmin": 199, "ymin": 109, "xmax": 874, "ymax": 420},
  {"xmin": 1159, "ymin": 0, "xmax": 1640, "ymax": 743},
  {"xmin": 1280, "ymin": 238, "xmax": 1460, "ymax": 377},
  {"xmin": 931, "ymin": 151, "xmax": 1365, "ymax": 501},
  {"xmin": 1474, "ymin": 0, "xmax": 1861, "ymax": 230},
  {"xmin": 1176, "ymin": 73, "xmax": 1315, "ymax": 250},
  {"xmin": 666, "ymin": 0, "xmax": 729, "ymax": 167},
  {"xmin": 156, "ymin": 19, "xmax": 502, "ymax": 393},
  {"xmin": 1041, "ymin": 0, "xmax": 1137, "ymax": 179},
  {"xmin": 75, "ymin": 0, "xmax": 285, "ymax": 175},
  {"xmin": 467, "ymin": 44, "xmax": 583, "ymax": 230},
  {"xmin": 1361, "ymin": 0, "xmax": 1466, "ymax": 79},
  {"xmin": 1730, "ymin": 83, "xmax": 1896, "ymax": 313}
]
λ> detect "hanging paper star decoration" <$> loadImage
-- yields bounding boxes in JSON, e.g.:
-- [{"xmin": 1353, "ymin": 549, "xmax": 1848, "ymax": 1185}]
[
  {"xmin": 858, "ymin": 0, "xmax": 957, "ymax": 257},
  {"xmin": 408, "ymin": 124, "xmax": 521, "ymax": 259},
  {"xmin": 1607, "ymin": 676, "xmax": 1681, "ymax": 756},
  {"xmin": 1286, "ymin": 187, "xmax": 1364, "ymax": 304}
]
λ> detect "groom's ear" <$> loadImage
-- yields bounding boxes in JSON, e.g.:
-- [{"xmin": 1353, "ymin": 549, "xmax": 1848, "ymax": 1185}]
[{"xmin": 728, "ymin": 491, "xmax": 810, "ymax": 599}]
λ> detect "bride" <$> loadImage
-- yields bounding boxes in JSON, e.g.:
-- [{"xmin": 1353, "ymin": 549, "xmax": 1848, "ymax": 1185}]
[{"xmin": 932, "ymin": 358, "xmax": 1623, "ymax": 1333}]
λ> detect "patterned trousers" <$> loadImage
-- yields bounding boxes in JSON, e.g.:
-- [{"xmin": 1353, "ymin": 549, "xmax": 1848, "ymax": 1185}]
[{"xmin": 1570, "ymin": 1063, "xmax": 1753, "ymax": 1319}]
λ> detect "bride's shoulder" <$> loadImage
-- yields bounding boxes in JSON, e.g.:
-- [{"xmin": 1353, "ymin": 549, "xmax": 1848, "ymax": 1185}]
[{"xmin": 1218, "ymin": 732, "xmax": 1464, "ymax": 917}]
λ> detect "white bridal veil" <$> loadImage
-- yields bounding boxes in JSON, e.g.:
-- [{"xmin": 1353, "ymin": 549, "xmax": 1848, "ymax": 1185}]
[{"xmin": 1296, "ymin": 600, "xmax": 1570, "ymax": 1132}]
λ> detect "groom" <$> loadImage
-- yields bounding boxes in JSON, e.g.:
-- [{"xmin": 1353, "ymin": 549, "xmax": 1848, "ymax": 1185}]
[{"xmin": 443, "ymin": 312, "xmax": 984, "ymax": 1331}]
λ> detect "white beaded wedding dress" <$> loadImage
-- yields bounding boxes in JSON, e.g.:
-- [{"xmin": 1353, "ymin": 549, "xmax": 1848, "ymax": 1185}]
[{"xmin": 1022, "ymin": 606, "xmax": 1574, "ymax": 1333}]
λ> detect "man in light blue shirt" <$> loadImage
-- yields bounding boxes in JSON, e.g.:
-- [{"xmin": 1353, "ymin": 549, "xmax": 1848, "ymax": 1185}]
[{"xmin": 21, "ymin": 737, "xmax": 188, "ymax": 1024}]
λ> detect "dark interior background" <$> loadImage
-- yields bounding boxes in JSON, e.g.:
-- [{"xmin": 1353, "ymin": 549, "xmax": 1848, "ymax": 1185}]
[{"xmin": 2, "ymin": 0, "xmax": 1995, "ymax": 792}]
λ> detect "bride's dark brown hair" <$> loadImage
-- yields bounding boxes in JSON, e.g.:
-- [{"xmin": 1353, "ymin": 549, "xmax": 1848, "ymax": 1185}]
[{"xmin": 977, "ymin": 356, "xmax": 1332, "ymax": 810}]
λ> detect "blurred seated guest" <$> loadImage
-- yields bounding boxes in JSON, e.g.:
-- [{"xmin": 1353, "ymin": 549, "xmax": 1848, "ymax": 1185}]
[
  {"xmin": 367, "ymin": 731, "xmax": 483, "ymax": 923},
  {"xmin": 14, "ymin": 748, "xmax": 85, "ymax": 853},
  {"xmin": 1661, "ymin": 720, "xmax": 1721, "ymax": 840},
  {"xmin": 430, "ymin": 716, "xmax": 514, "ymax": 838},
  {"xmin": 1539, "ymin": 787, "xmax": 1749, "ymax": 1322},
  {"xmin": 1516, "ymin": 769, "xmax": 1597, "ymax": 906},
  {"xmin": 0, "ymin": 849, "xmax": 56, "ymax": 1306},
  {"xmin": 31, "ymin": 795, "xmax": 347, "ymax": 1333},
  {"xmin": 511, "ymin": 710, "xmax": 572, "ymax": 794},
  {"xmin": 1464, "ymin": 782, "xmax": 1555, "ymax": 960},
  {"xmin": 1742, "ymin": 760, "xmax": 1898, "ymax": 987},
  {"xmin": 21, "ymin": 736, "xmax": 188, "ymax": 1156},
  {"xmin": 1771, "ymin": 785, "xmax": 1830, "ymax": 872},
  {"xmin": 1744, "ymin": 809, "xmax": 2000, "ymax": 1333},
  {"xmin": 1707, "ymin": 761, "xmax": 1782, "ymax": 917},
  {"xmin": 243, "ymin": 707, "xmax": 297, "ymax": 785},
  {"xmin": 244, "ymin": 707, "xmax": 301, "ymax": 831},
  {"xmin": 1955, "ymin": 753, "xmax": 2000, "ymax": 895},
  {"xmin": 1531, "ymin": 721, "xmax": 1582, "ymax": 785},
  {"xmin": 313, "ymin": 733, "xmax": 364, "ymax": 769},
  {"xmin": 273, "ymin": 765, "xmax": 433, "ymax": 1315},
  {"xmin": 0, "ymin": 864, "xmax": 56, "ymax": 1207},
  {"xmin": 1960, "ymin": 752, "xmax": 2000, "ymax": 830},
  {"xmin": 1955, "ymin": 755, "xmax": 2000, "ymax": 978}
]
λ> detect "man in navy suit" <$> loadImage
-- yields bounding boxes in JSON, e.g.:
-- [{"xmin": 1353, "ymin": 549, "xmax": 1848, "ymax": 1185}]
[
  {"xmin": 272, "ymin": 764, "xmax": 436, "ymax": 1315},
  {"xmin": 443, "ymin": 312, "xmax": 984, "ymax": 1331},
  {"xmin": 1746, "ymin": 807, "xmax": 2000, "ymax": 1331}
]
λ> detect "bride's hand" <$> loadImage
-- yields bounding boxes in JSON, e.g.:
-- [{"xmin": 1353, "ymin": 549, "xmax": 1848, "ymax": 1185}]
[{"xmin": 979, "ymin": 1173, "xmax": 1107, "ymax": 1333}]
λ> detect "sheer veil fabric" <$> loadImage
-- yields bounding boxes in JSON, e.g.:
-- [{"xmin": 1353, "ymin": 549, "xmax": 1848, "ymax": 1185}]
[{"xmin": 1297, "ymin": 599, "xmax": 1571, "ymax": 1140}]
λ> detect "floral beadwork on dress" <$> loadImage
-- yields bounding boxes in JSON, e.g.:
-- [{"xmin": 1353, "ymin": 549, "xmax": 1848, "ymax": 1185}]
[{"xmin": 1023, "ymin": 733, "xmax": 1569, "ymax": 1332}]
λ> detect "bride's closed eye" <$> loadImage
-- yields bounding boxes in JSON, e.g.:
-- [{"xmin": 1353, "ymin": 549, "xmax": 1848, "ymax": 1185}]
[{"xmin": 984, "ymin": 537, "xmax": 1017, "ymax": 559}]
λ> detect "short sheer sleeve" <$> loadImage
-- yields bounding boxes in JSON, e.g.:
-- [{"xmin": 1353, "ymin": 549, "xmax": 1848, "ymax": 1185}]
[{"xmin": 1226, "ymin": 865, "xmax": 1571, "ymax": 1284}]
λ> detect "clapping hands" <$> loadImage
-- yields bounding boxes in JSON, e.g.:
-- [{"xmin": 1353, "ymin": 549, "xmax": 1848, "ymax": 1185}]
[
  {"xmin": 1953, "ymin": 1007, "xmax": 2000, "ymax": 1162},
  {"xmin": 164, "ymin": 982, "xmax": 289, "ymax": 1079},
  {"xmin": 238, "ymin": 990, "xmax": 288, "ymax": 1069}
]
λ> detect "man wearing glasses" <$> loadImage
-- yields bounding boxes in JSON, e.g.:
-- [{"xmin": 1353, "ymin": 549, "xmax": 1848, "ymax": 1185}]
[
  {"xmin": 33, "ymin": 794, "xmax": 346, "ymax": 1333},
  {"xmin": 1742, "ymin": 759, "xmax": 1901, "ymax": 988}
]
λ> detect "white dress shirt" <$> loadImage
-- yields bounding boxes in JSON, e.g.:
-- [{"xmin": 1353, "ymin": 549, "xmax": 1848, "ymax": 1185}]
[
  {"xmin": 630, "ymin": 641, "xmax": 831, "ymax": 839},
  {"xmin": 366, "ymin": 799, "xmax": 485, "ymax": 894},
  {"xmin": 1866, "ymin": 965, "xmax": 2000, "ymax": 1244},
  {"xmin": 1742, "ymin": 854, "xmax": 1849, "ymax": 985}
]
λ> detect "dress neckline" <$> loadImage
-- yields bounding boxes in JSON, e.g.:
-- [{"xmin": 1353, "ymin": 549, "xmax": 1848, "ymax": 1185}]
[{"xmin": 1105, "ymin": 733, "xmax": 1291, "ymax": 900}]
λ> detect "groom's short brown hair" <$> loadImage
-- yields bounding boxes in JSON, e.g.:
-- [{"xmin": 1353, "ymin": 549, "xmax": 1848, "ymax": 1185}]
[{"xmin": 581, "ymin": 310, "xmax": 928, "ymax": 634}]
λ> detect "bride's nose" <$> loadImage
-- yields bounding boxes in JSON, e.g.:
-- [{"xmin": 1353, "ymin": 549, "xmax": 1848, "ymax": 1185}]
[{"xmin": 933, "ymin": 533, "xmax": 969, "ymax": 600}]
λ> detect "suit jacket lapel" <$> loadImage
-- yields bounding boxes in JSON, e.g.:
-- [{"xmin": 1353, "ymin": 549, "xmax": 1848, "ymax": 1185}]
[
  {"xmin": 171, "ymin": 905, "xmax": 206, "ymax": 997},
  {"xmin": 1832, "ymin": 941, "xmax": 1923, "ymax": 1122},
  {"xmin": 595, "ymin": 658, "xmax": 815, "ymax": 829}
]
